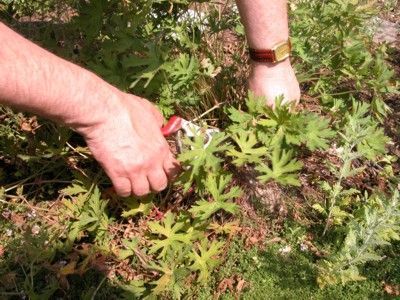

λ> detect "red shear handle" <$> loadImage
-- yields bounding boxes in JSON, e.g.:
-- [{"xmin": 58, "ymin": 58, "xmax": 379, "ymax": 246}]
[{"xmin": 161, "ymin": 115, "xmax": 183, "ymax": 137}]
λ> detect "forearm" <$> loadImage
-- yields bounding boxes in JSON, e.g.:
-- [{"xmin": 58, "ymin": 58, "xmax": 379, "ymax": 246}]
[
  {"xmin": 235, "ymin": 1, "xmax": 300, "ymax": 105},
  {"xmin": 235, "ymin": 0, "xmax": 289, "ymax": 49},
  {"xmin": 0, "ymin": 22, "xmax": 118, "ymax": 133}
]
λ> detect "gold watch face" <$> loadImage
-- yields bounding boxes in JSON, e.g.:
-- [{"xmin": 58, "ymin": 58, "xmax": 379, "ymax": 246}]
[{"xmin": 273, "ymin": 41, "xmax": 291, "ymax": 62}]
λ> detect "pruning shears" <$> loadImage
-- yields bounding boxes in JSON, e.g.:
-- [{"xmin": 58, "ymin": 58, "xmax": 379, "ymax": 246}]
[{"xmin": 161, "ymin": 115, "xmax": 219, "ymax": 151}]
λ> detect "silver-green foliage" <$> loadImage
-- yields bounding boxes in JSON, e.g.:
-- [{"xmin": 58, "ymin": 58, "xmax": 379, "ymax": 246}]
[{"xmin": 317, "ymin": 190, "xmax": 400, "ymax": 288}]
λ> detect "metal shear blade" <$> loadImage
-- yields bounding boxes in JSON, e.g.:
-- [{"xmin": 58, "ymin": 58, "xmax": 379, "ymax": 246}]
[{"xmin": 162, "ymin": 115, "xmax": 219, "ymax": 149}]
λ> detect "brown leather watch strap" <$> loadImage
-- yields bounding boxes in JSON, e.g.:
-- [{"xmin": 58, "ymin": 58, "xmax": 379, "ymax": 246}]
[
  {"xmin": 248, "ymin": 39, "xmax": 292, "ymax": 63},
  {"xmin": 248, "ymin": 48, "xmax": 276, "ymax": 63}
]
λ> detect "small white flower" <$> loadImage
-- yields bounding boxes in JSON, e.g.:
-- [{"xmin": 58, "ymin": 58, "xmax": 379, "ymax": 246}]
[
  {"xmin": 31, "ymin": 224, "xmax": 40, "ymax": 235},
  {"xmin": 5, "ymin": 229, "xmax": 13, "ymax": 237},
  {"xmin": 2, "ymin": 210, "xmax": 11, "ymax": 219},
  {"xmin": 278, "ymin": 245, "xmax": 292, "ymax": 254},
  {"xmin": 27, "ymin": 210, "xmax": 37, "ymax": 219},
  {"xmin": 336, "ymin": 146, "xmax": 344, "ymax": 155},
  {"xmin": 59, "ymin": 260, "xmax": 67, "ymax": 266},
  {"xmin": 300, "ymin": 243, "xmax": 309, "ymax": 252}
]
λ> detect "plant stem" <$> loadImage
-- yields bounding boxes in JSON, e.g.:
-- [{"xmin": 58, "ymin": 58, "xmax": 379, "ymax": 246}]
[{"xmin": 91, "ymin": 276, "xmax": 107, "ymax": 300}]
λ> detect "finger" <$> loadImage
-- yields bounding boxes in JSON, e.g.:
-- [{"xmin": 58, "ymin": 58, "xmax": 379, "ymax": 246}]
[
  {"xmin": 131, "ymin": 175, "xmax": 151, "ymax": 197},
  {"xmin": 163, "ymin": 152, "xmax": 181, "ymax": 180},
  {"xmin": 147, "ymin": 168, "xmax": 168, "ymax": 192},
  {"xmin": 111, "ymin": 177, "xmax": 132, "ymax": 197}
]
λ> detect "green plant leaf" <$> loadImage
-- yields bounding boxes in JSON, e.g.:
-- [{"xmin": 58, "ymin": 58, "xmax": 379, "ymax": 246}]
[
  {"xmin": 255, "ymin": 141, "xmax": 303, "ymax": 186},
  {"xmin": 148, "ymin": 212, "xmax": 194, "ymax": 259},
  {"xmin": 121, "ymin": 195, "xmax": 154, "ymax": 218},
  {"xmin": 227, "ymin": 129, "xmax": 267, "ymax": 166},
  {"xmin": 189, "ymin": 239, "xmax": 224, "ymax": 283},
  {"xmin": 189, "ymin": 173, "xmax": 240, "ymax": 220}
]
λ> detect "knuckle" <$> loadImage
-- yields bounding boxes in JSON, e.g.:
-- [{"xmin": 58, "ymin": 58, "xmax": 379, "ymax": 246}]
[
  {"xmin": 155, "ymin": 142, "xmax": 168, "ymax": 155},
  {"xmin": 128, "ymin": 162, "xmax": 142, "ymax": 173}
]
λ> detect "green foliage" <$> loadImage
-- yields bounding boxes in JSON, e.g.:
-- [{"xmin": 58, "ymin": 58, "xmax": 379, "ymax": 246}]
[
  {"xmin": 320, "ymin": 101, "xmax": 390, "ymax": 234},
  {"xmin": 189, "ymin": 173, "xmax": 240, "ymax": 221},
  {"xmin": 62, "ymin": 182, "xmax": 110, "ymax": 245},
  {"xmin": 178, "ymin": 132, "xmax": 232, "ymax": 191},
  {"xmin": 255, "ymin": 141, "xmax": 303, "ymax": 186},
  {"xmin": 147, "ymin": 212, "xmax": 194, "ymax": 259},
  {"xmin": 188, "ymin": 239, "xmax": 224, "ymax": 283},
  {"xmin": 341, "ymin": 101, "xmax": 389, "ymax": 160},
  {"xmin": 0, "ymin": 0, "xmax": 399, "ymax": 298},
  {"xmin": 227, "ymin": 129, "xmax": 267, "ymax": 166},
  {"xmin": 121, "ymin": 195, "xmax": 154, "ymax": 218},
  {"xmin": 229, "ymin": 93, "xmax": 335, "ymax": 152},
  {"xmin": 118, "ymin": 238, "xmax": 139, "ymax": 260},
  {"xmin": 300, "ymin": 114, "xmax": 336, "ymax": 151},
  {"xmin": 291, "ymin": 0, "xmax": 397, "ymax": 118},
  {"xmin": 317, "ymin": 190, "xmax": 400, "ymax": 288}
]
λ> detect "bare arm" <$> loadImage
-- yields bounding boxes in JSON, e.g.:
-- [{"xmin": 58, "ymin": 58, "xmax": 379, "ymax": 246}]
[
  {"xmin": 0, "ymin": 22, "xmax": 178, "ymax": 196},
  {"xmin": 235, "ymin": 0, "xmax": 300, "ymax": 106},
  {"xmin": 0, "ymin": 22, "xmax": 116, "ymax": 131},
  {"xmin": 235, "ymin": 0, "xmax": 289, "ymax": 49}
]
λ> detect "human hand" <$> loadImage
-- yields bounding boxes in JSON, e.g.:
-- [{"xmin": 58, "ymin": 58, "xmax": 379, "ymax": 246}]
[
  {"xmin": 248, "ymin": 59, "xmax": 301, "ymax": 107},
  {"xmin": 79, "ymin": 92, "xmax": 179, "ymax": 197}
]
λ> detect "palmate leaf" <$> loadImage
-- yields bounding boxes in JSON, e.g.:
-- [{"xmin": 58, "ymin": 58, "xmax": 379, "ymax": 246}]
[
  {"xmin": 122, "ymin": 280, "xmax": 146, "ymax": 298},
  {"xmin": 128, "ymin": 43, "xmax": 165, "ymax": 89},
  {"xmin": 121, "ymin": 195, "xmax": 154, "ymax": 218},
  {"xmin": 178, "ymin": 132, "xmax": 232, "ymax": 191},
  {"xmin": 255, "ymin": 142, "xmax": 303, "ymax": 186},
  {"xmin": 73, "ymin": 0, "xmax": 107, "ymax": 41},
  {"xmin": 204, "ymin": 173, "xmax": 242, "ymax": 202},
  {"xmin": 189, "ymin": 174, "xmax": 241, "ymax": 220},
  {"xmin": 164, "ymin": 54, "xmax": 200, "ymax": 90},
  {"xmin": 246, "ymin": 91, "xmax": 270, "ymax": 116},
  {"xmin": 226, "ymin": 106, "xmax": 253, "ymax": 125},
  {"xmin": 189, "ymin": 239, "xmax": 224, "ymax": 283},
  {"xmin": 301, "ymin": 115, "xmax": 335, "ymax": 151},
  {"xmin": 253, "ymin": 96, "xmax": 334, "ymax": 151},
  {"xmin": 147, "ymin": 212, "xmax": 194, "ymax": 259},
  {"xmin": 189, "ymin": 199, "xmax": 238, "ymax": 221},
  {"xmin": 148, "ymin": 259, "xmax": 190, "ymax": 298},
  {"xmin": 61, "ymin": 183, "xmax": 87, "ymax": 197},
  {"xmin": 118, "ymin": 238, "xmax": 140, "ymax": 260},
  {"xmin": 65, "ymin": 186, "xmax": 110, "ymax": 244},
  {"xmin": 227, "ymin": 129, "xmax": 267, "ymax": 166}
]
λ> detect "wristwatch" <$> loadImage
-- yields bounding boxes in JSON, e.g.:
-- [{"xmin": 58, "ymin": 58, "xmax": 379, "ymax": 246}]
[{"xmin": 249, "ymin": 39, "xmax": 292, "ymax": 63}]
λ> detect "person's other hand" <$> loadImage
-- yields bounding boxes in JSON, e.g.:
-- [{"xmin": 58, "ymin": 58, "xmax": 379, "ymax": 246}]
[
  {"xmin": 248, "ymin": 59, "xmax": 301, "ymax": 107},
  {"xmin": 80, "ymin": 92, "xmax": 179, "ymax": 197}
]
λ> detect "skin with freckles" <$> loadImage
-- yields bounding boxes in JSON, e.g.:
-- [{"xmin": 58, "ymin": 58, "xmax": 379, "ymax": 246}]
[{"xmin": 0, "ymin": 1, "xmax": 300, "ymax": 196}]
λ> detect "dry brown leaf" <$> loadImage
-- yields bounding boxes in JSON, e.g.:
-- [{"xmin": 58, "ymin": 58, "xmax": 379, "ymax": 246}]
[
  {"xmin": 19, "ymin": 116, "xmax": 38, "ymax": 133},
  {"xmin": 383, "ymin": 281, "xmax": 400, "ymax": 296},
  {"xmin": 90, "ymin": 254, "xmax": 108, "ymax": 273},
  {"xmin": 218, "ymin": 277, "xmax": 235, "ymax": 294},
  {"xmin": 10, "ymin": 213, "xmax": 25, "ymax": 227},
  {"xmin": 236, "ymin": 278, "xmax": 246, "ymax": 293}
]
